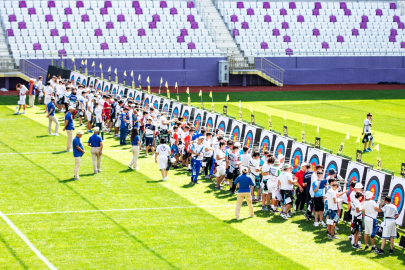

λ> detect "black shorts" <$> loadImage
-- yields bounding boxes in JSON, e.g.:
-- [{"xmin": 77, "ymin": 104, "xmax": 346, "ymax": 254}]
[
  {"xmin": 362, "ymin": 133, "xmax": 373, "ymax": 143},
  {"xmin": 280, "ymin": 190, "xmax": 293, "ymax": 205},
  {"xmin": 229, "ymin": 169, "xmax": 239, "ymax": 181},
  {"xmin": 182, "ymin": 151, "xmax": 191, "ymax": 160},
  {"xmin": 262, "ymin": 180, "xmax": 268, "ymax": 192},
  {"xmin": 314, "ymin": 197, "xmax": 324, "ymax": 212},
  {"xmin": 351, "ymin": 217, "xmax": 362, "ymax": 234}
]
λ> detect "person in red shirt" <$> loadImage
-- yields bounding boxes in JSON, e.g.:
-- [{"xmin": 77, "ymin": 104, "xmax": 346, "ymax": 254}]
[
  {"xmin": 182, "ymin": 128, "xmax": 192, "ymax": 170},
  {"xmin": 294, "ymin": 163, "xmax": 308, "ymax": 213},
  {"xmin": 102, "ymin": 95, "xmax": 112, "ymax": 131}
]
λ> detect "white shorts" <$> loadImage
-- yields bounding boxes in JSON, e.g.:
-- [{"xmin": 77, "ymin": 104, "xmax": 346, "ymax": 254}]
[
  {"xmin": 18, "ymin": 95, "xmax": 26, "ymax": 105},
  {"xmin": 44, "ymin": 96, "xmax": 51, "ymax": 104},
  {"xmin": 38, "ymin": 91, "xmax": 44, "ymax": 98},
  {"xmin": 273, "ymin": 189, "xmax": 282, "ymax": 201},
  {"xmin": 216, "ymin": 165, "xmax": 225, "ymax": 177},
  {"xmin": 364, "ymin": 217, "xmax": 374, "ymax": 235},
  {"xmin": 158, "ymin": 156, "xmax": 168, "ymax": 170},
  {"xmin": 382, "ymin": 225, "xmax": 397, "ymax": 239},
  {"xmin": 268, "ymin": 181, "xmax": 278, "ymax": 196},
  {"xmin": 115, "ymin": 118, "xmax": 121, "ymax": 127},
  {"xmin": 86, "ymin": 111, "xmax": 92, "ymax": 121}
]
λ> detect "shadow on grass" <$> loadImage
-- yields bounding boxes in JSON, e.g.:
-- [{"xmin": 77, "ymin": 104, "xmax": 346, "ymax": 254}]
[
  {"xmin": 0, "ymin": 232, "xmax": 28, "ymax": 269},
  {"xmin": 58, "ymin": 178, "xmax": 77, "ymax": 183}
]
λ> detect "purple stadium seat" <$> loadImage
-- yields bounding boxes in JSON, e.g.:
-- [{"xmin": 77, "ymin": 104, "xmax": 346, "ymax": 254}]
[
  {"xmin": 286, "ymin": 48, "xmax": 293, "ymax": 56},
  {"xmin": 19, "ymin": 1, "xmax": 27, "ymax": 8},
  {"xmin": 48, "ymin": 1, "xmax": 55, "ymax": 8},
  {"xmin": 322, "ymin": 42, "xmax": 329, "ymax": 49},
  {"xmin": 153, "ymin": 14, "xmax": 160, "ymax": 22},
  {"xmin": 264, "ymin": 15, "xmax": 271, "ymax": 22},
  {"xmin": 160, "ymin": 1, "xmax": 167, "ymax": 8},
  {"xmin": 280, "ymin": 9, "xmax": 287, "ymax": 16},
  {"xmin": 180, "ymin": 28, "xmax": 188, "ymax": 36},
  {"xmin": 177, "ymin": 36, "xmax": 184, "ymax": 43},
  {"xmin": 33, "ymin": 43, "xmax": 41, "ymax": 50},
  {"xmin": 232, "ymin": 28, "xmax": 239, "ymax": 37},
  {"xmin": 191, "ymin": 22, "xmax": 198, "ymax": 29},
  {"xmin": 18, "ymin": 22, "xmax": 26, "ymax": 29},
  {"xmin": 352, "ymin": 29, "xmax": 359, "ymax": 36},
  {"xmin": 261, "ymin": 42, "xmax": 268, "ymax": 49},
  {"xmin": 247, "ymin": 8, "xmax": 254, "ymax": 16},
  {"xmin": 283, "ymin": 35, "xmax": 291, "ymax": 42},
  {"xmin": 312, "ymin": 28, "xmax": 320, "ymax": 36},
  {"xmin": 77, "ymin": 1, "xmax": 84, "ymax": 8},
  {"xmin": 58, "ymin": 50, "xmax": 66, "ymax": 57},
  {"xmin": 297, "ymin": 15, "xmax": 304, "ymax": 22},
  {"xmin": 337, "ymin": 35, "xmax": 344, "ymax": 43},
  {"xmin": 376, "ymin": 9, "xmax": 382, "ymax": 16},
  {"xmin": 95, "ymin": 29, "xmax": 102, "ymax": 36},
  {"xmin": 50, "ymin": 29, "xmax": 58, "ymax": 36},
  {"xmin": 313, "ymin": 9, "xmax": 319, "ymax": 16},
  {"xmin": 82, "ymin": 14, "xmax": 89, "ymax": 22},
  {"xmin": 45, "ymin": 14, "xmax": 53, "ymax": 22},
  {"xmin": 391, "ymin": 29, "xmax": 398, "ymax": 36},
  {"xmin": 231, "ymin": 15, "xmax": 238, "ymax": 22},
  {"xmin": 282, "ymin": 22, "xmax": 289, "ymax": 29},
  {"xmin": 61, "ymin": 36, "xmax": 69, "ymax": 43},
  {"xmin": 120, "ymin": 36, "xmax": 127, "ymax": 43},
  {"xmin": 263, "ymin": 2, "xmax": 270, "ymax": 9},
  {"xmin": 187, "ymin": 2, "xmax": 194, "ymax": 8},
  {"xmin": 344, "ymin": 9, "xmax": 351, "ymax": 16},
  {"xmin": 340, "ymin": 2, "xmax": 346, "ymax": 9},
  {"xmin": 117, "ymin": 14, "xmax": 125, "ymax": 22},
  {"xmin": 398, "ymin": 22, "xmax": 405, "ymax": 29},
  {"xmin": 101, "ymin": 43, "xmax": 109, "ymax": 50},
  {"xmin": 106, "ymin": 21, "xmax": 114, "ymax": 29},
  {"xmin": 330, "ymin": 15, "xmax": 336, "ymax": 22},
  {"xmin": 241, "ymin": 22, "xmax": 249, "ymax": 29},
  {"xmin": 138, "ymin": 28, "xmax": 145, "ymax": 36},
  {"xmin": 7, "ymin": 29, "xmax": 14, "ymax": 36},
  {"xmin": 65, "ymin": 7, "xmax": 72, "ymax": 15},
  {"xmin": 132, "ymin": 1, "xmax": 140, "ymax": 8},
  {"xmin": 401, "ymin": 42, "xmax": 405, "ymax": 48},
  {"xmin": 105, "ymin": 1, "xmax": 112, "ymax": 8},
  {"xmin": 188, "ymin": 42, "xmax": 195, "ymax": 50},
  {"xmin": 315, "ymin": 2, "xmax": 321, "ymax": 9},
  {"xmin": 28, "ymin": 8, "xmax": 36, "ymax": 15},
  {"xmin": 149, "ymin": 21, "xmax": 156, "ymax": 29},
  {"xmin": 360, "ymin": 22, "xmax": 367, "ymax": 29},
  {"xmin": 273, "ymin": 29, "xmax": 280, "ymax": 36},
  {"xmin": 188, "ymin": 14, "xmax": 195, "ymax": 22},
  {"xmin": 389, "ymin": 36, "xmax": 396, "ymax": 42},
  {"xmin": 135, "ymin": 8, "xmax": 143, "ymax": 14},
  {"xmin": 170, "ymin": 8, "xmax": 177, "ymax": 15},
  {"xmin": 63, "ymin": 22, "xmax": 70, "ymax": 29},
  {"xmin": 289, "ymin": 2, "xmax": 296, "ymax": 9},
  {"xmin": 237, "ymin": 2, "xmax": 244, "ymax": 9},
  {"xmin": 393, "ymin": 16, "xmax": 400, "ymax": 22},
  {"xmin": 9, "ymin": 15, "xmax": 16, "ymax": 22},
  {"xmin": 390, "ymin": 3, "xmax": 396, "ymax": 9},
  {"xmin": 362, "ymin": 15, "xmax": 368, "ymax": 22},
  {"xmin": 100, "ymin": 8, "xmax": 108, "ymax": 15}
]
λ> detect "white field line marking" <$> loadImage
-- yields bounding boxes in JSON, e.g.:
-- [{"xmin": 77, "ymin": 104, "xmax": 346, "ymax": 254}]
[
  {"xmin": 0, "ymin": 210, "xmax": 57, "ymax": 270},
  {"xmin": 4, "ymin": 205, "xmax": 235, "ymax": 216},
  {"xmin": 0, "ymin": 150, "xmax": 130, "ymax": 155}
]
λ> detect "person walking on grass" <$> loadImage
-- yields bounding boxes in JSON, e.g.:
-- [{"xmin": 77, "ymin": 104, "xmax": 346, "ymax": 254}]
[
  {"xmin": 46, "ymin": 96, "xmax": 59, "ymax": 136},
  {"xmin": 374, "ymin": 196, "xmax": 399, "ymax": 255},
  {"xmin": 143, "ymin": 117, "xmax": 156, "ymax": 156},
  {"xmin": 279, "ymin": 164, "xmax": 296, "ymax": 220},
  {"xmin": 15, "ymin": 83, "xmax": 28, "ymax": 115},
  {"xmin": 363, "ymin": 191, "xmax": 379, "ymax": 251},
  {"xmin": 325, "ymin": 183, "xmax": 340, "ymax": 239},
  {"xmin": 63, "ymin": 106, "xmax": 75, "ymax": 152},
  {"xmin": 215, "ymin": 140, "xmax": 226, "ymax": 190},
  {"xmin": 128, "ymin": 129, "xmax": 142, "ymax": 170},
  {"xmin": 362, "ymin": 113, "xmax": 373, "ymax": 153},
  {"xmin": 234, "ymin": 167, "xmax": 255, "ymax": 219},
  {"xmin": 73, "ymin": 130, "xmax": 85, "ymax": 180},
  {"xmin": 155, "ymin": 138, "xmax": 171, "ymax": 181},
  {"xmin": 88, "ymin": 127, "xmax": 103, "ymax": 174},
  {"xmin": 119, "ymin": 107, "xmax": 130, "ymax": 145}
]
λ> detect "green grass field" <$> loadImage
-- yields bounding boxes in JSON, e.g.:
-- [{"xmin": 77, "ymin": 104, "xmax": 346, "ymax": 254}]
[{"xmin": 0, "ymin": 89, "xmax": 404, "ymax": 269}]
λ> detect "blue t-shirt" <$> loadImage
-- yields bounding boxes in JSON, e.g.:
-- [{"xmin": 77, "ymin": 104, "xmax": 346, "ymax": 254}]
[
  {"xmin": 64, "ymin": 112, "xmax": 75, "ymax": 130},
  {"xmin": 88, "ymin": 134, "xmax": 102, "ymax": 147},
  {"xmin": 312, "ymin": 179, "xmax": 324, "ymax": 197},
  {"xmin": 47, "ymin": 101, "xmax": 55, "ymax": 116},
  {"xmin": 234, "ymin": 174, "xmax": 255, "ymax": 193},
  {"xmin": 191, "ymin": 132, "xmax": 202, "ymax": 141},
  {"xmin": 131, "ymin": 135, "xmax": 140, "ymax": 146},
  {"xmin": 72, "ymin": 137, "xmax": 83, "ymax": 157},
  {"xmin": 303, "ymin": 171, "xmax": 313, "ymax": 192},
  {"xmin": 132, "ymin": 115, "xmax": 139, "ymax": 129},
  {"xmin": 120, "ymin": 112, "xmax": 127, "ymax": 128}
]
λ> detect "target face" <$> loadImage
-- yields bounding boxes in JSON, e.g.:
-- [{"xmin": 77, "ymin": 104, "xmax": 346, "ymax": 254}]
[
  {"xmin": 153, "ymin": 100, "xmax": 159, "ymax": 110},
  {"xmin": 217, "ymin": 120, "xmax": 226, "ymax": 133},
  {"xmin": 275, "ymin": 141, "xmax": 285, "ymax": 159},
  {"xmin": 308, "ymin": 154, "xmax": 320, "ymax": 171},
  {"xmin": 260, "ymin": 135, "xmax": 271, "ymax": 155},
  {"xmin": 183, "ymin": 110, "xmax": 190, "ymax": 122},
  {"xmin": 206, "ymin": 117, "xmax": 214, "ymax": 132},
  {"xmin": 291, "ymin": 147, "xmax": 303, "ymax": 174},
  {"xmin": 135, "ymin": 95, "xmax": 141, "ymax": 103},
  {"xmin": 119, "ymin": 90, "xmax": 124, "ymax": 96},
  {"xmin": 76, "ymin": 77, "xmax": 81, "ymax": 85},
  {"xmin": 162, "ymin": 103, "xmax": 169, "ymax": 113},
  {"xmin": 129, "ymin": 92, "xmax": 133, "ymax": 98},
  {"xmin": 194, "ymin": 114, "xmax": 202, "ymax": 131},
  {"xmin": 70, "ymin": 74, "xmax": 75, "ymax": 82},
  {"xmin": 112, "ymin": 89, "xmax": 116, "ymax": 97},
  {"xmin": 90, "ymin": 79, "xmax": 95, "ymax": 86},
  {"xmin": 366, "ymin": 176, "xmax": 380, "ymax": 201},
  {"xmin": 96, "ymin": 83, "xmax": 102, "ymax": 92},
  {"xmin": 103, "ymin": 85, "xmax": 109, "ymax": 94},
  {"xmin": 244, "ymin": 130, "xmax": 254, "ymax": 148},
  {"xmin": 82, "ymin": 78, "xmax": 87, "ymax": 86},
  {"xmin": 143, "ymin": 98, "xmax": 150, "ymax": 110},
  {"xmin": 347, "ymin": 168, "xmax": 361, "ymax": 191},
  {"xmin": 325, "ymin": 161, "xmax": 339, "ymax": 176},
  {"xmin": 171, "ymin": 107, "xmax": 180, "ymax": 120},
  {"xmin": 231, "ymin": 125, "xmax": 241, "ymax": 142},
  {"xmin": 390, "ymin": 184, "xmax": 404, "ymax": 214}
]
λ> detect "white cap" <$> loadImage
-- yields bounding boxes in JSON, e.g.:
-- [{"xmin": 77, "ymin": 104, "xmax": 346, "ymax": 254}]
[
  {"xmin": 93, "ymin": 127, "xmax": 100, "ymax": 132},
  {"xmin": 76, "ymin": 130, "xmax": 83, "ymax": 135},
  {"xmin": 68, "ymin": 106, "xmax": 75, "ymax": 110},
  {"xmin": 354, "ymin": 183, "xmax": 363, "ymax": 189},
  {"xmin": 234, "ymin": 142, "xmax": 241, "ymax": 147},
  {"xmin": 198, "ymin": 136, "xmax": 205, "ymax": 140},
  {"xmin": 278, "ymin": 154, "xmax": 285, "ymax": 160},
  {"xmin": 365, "ymin": 191, "xmax": 373, "ymax": 200}
]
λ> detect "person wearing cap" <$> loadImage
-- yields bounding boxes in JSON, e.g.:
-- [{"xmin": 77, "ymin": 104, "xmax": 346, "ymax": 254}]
[
  {"xmin": 142, "ymin": 116, "xmax": 156, "ymax": 156},
  {"xmin": 362, "ymin": 113, "xmax": 374, "ymax": 153},
  {"xmin": 294, "ymin": 163, "xmax": 308, "ymax": 213},
  {"xmin": 234, "ymin": 167, "xmax": 255, "ymax": 219},
  {"xmin": 190, "ymin": 136, "xmax": 205, "ymax": 184},
  {"xmin": 119, "ymin": 107, "xmax": 130, "ymax": 145},
  {"xmin": 363, "ymin": 191, "xmax": 380, "ymax": 251},
  {"xmin": 155, "ymin": 138, "xmax": 171, "ymax": 181},
  {"xmin": 311, "ymin": 169, "xmax": 327, "ymax": 226},
  {"xmin": 43, "ymin": 82, "xmax": 54, "ymax": 113},
  {"xmin": 46, "ymin": 96, "xmax": 59, "ymax": 136},
  {"xmin": 73, "ymin": 130, "xmax": 85, "ymax": 180},
  {"xmin": 88, "ymin": 126, "xmax": 103, "ymax": 174},
  {"xmin": 229, "ymin": 145, "xmax": 242, "ymax": 194},
  {"xmin": 374, "ymin": 196, "xmax": 399, "ymax": 255},
  {"xmin": 267, "ymin": 157, "xmax": 282, "ymax": 212},
  {"xmin": 27, "ymin": 78, "xmax": 37, "ymax": 108},
  {"xmin": 63, "ymin": 106, "xmax": 75, "ymax": 151},
  {"xmin": 351, "ymin": 192, "xmax": 364, "ymax": 249},
  {"xmin": 278, "ymin": 164, "xmax": 296, "ymax": 219},
  {"xmin": 302, "ymin": 163, "xmax": 313, "ymax": 219}
]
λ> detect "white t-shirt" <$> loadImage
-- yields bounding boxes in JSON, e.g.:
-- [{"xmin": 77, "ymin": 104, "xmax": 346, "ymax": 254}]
[
  {"xmin": 159, "ymin": 116, "xmax": 168, "ymax": 130},
  {"xmin": 215, "ymin": 149, "xmax": 225, "ymax": 166},
  {"xmin": 191, "ymin": 143, "xmax": 204, "ymax": 161},
  {"xmin": 156, "ymin": 144, "xmax": 171, "ymax": 156},
  {"xmin": 19, "ymin": 85, "xmax": 28, "ymax": 95},
  {"xmin": 363, "ymin": 200, "xmax": 378, "ymax": 219},
  {"xmin": 326, "ymin": 189, "xmax": 338, "ymax": 211},
  {"xmin": 49, "ymin": 79, "xmax": 57, "ymax": 87},
  {"xmin": 203, "ymin": 140, "xmax": 213, "ymax": 157},
  {"xmin": 57, "ymin": 85, "xmax": 65, "ymax": 96},
  {"xmin": 363, "ymin": 118, "xmax": 371, "ymax": 134},
  {"xmin": 94, "ymin": 107, "xmax": 103, "ymax": 123},
  {"xmin": 249, "ymin": 158, "xmax": 260, "ymax": 176},
  {"xmin": 228, "ymin": 151, "xmax": 239, "ymax": 173},
  {"xmin": 352, "ymin": 199, "xmax": 363, "ymax": 219},
  {"xmin": 37, "ymin": 80, "xmax": 43, "ymax": 91},
  {"xmin": 87, "ymin": 100, "xmax": 94, "ymax": 113},
  {"xmin": 240, "ymin": 154, "xmax": 250, "ymax": 168},
  {"xmin": 381, "ymin": 204, "xmax": 398, "ymax": 226},
  {"xmin": 279, "ymin": 171, "xmax": 293, "ymax": 190},
  {"xmin": 44, "ymin": 86, "xmax": 53, "ymax": 96}
]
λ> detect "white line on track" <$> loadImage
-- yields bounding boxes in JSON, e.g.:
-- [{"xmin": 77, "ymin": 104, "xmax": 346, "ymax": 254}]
[
  {"xmin": 4, "ymin": 205, "xmax": 235, "ymax": 216},
  {"xmin": 0, "ymin": 209, "xmax": 57, "ymax": 270}
]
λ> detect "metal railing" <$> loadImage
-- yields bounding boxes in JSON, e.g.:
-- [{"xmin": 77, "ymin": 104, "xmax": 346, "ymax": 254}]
[
  {"xmin": 228, "ymin": 55, "xmax": 255, "ymax": 69},
  {"xmin": 0, "ymin": 59, "xmax": 16, "ymax": 72},
  {"xmin": 255, "ymin": 57, "xmax": 284, "ymax": 83},
  {"xmin": 19, "ymin": 59, "xmax": 47, "ymax": 80}
]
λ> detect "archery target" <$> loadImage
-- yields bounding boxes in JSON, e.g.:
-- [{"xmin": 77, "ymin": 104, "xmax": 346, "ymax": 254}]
[
  {"xmin": 230, "ymin": 121, "xmax": 243, "ymax": 143},
  {"xmin": 70, "ymin": 71, "xmax": 77, "ymax": 83},
  {"xmin": 366, "ymin": 176, "xmax": 380, "ymax": 201},
  {"xmin": 243, "ymin": 125, "xmax": 256, "ymax": 149},
  {"xmin": 205, "ymin": 112, "xmax": 216, "ymax": 133},
  {"xmin": 291, "ymin": 147, "xmax": 303, "ymax": 173},
  {"xmin": 118, "ymin": 86, "xmax": 125, "ymax": 98},
  {"xmin": 171, "ymin": 103, "xmax": 183, "ymax": 120},
  {"xmin": 182, "ymin": 106, "xmax": 193, "ymax": 122},
  {"xmin": 153, "ymin": 97, "xmax": 162, "ymax": 110},
  {"xmin": 215, "ymin": 116, "xmax": 229, "ymax": 134},
  {"xmin": 275, "ymin": 141, "xmax": 285, "ymax": 158},
  {"xmin": 88, "ymin": 77, "xmax": 96, "ymax": 87},
  {"xmin": 273, "ymin": 135, "xmax": 289, "ymax": 159},
  {"xmin": 127, "ymin": 89, "xmax": 134, "ymax": 98},
  {"xmin": 347, "ymin": 168, "xmax": 361, "ymax": 191},
  {"xmin": 388, "ymin": 177, "xmax": 405, "ymax": 226},
  {"xmin": 81, "ymin": 75, "xmax": 88, "ymax": 86},
  {"xmin": 259, "ymin": 130, "xmax": 273, "ymax": 156},
  {"xmin": 307, "ymin": 148, "xmax": 325, "ymax": 172},
  {"xmin": 103, "ymin": 82, "xmax": 111, "ymax": 94},
  {"xmin": 308, "ymin": 154, "xmax": 320, "ymax": 171},
  {"xmin": 323, "ymin": 154, "xmax": 344, "ymax": 178},
  {"xmin": 76, "ymin": 74, "xmax": 81, "ymax": 85},
  {"xmin": 134, "ymin": 91, "xmax": 142, "ymax": 104},
  {"xmin": 95, "ymin": 80, "xmax": 103, "ymax": 93},
  {"xmin": 161, "ymin": 99, "xmax": 171, "ymax": 114},
  {"xmin": 325, "ymin": 161, "xmax": 338, "ymax": 175},
  {"xmin": 143, "ymin": 94, "xmax": 152, "ymax": 110},
  {"xmin": 193, "ymin": 109, "xmax": 204, "ymax": 132},
  {"xmin": 111, "ymin": 83, "xmax": 118, "ymax": 97},
  {"xmin": 217, "ymin": 121, "xmax": 226, "ymax": 132},
  {"xmin": 344, "ymin": 161, "xmax": 367, "ymax": 193}
]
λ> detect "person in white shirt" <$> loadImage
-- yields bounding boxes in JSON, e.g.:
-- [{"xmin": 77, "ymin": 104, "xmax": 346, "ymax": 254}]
[
  {"xmin": 203, "ymin": 132, "xmax": 214, "ymax": 179},
  {"xmin": 362, "ymin": 113, "xmax": 373, "ymax": 153},
  {"xmin": 277, "ymin": 154, "xmax": 285, "ymax": 169},
  {"xmin": 37, "ymin": 76, "xmax": 44, "ymax": 104},
  {"xmin": 363, "ymin": 191, "xmax": 379, "ymax": 251},
  {"xmin": 43, "ymin": 83, "xmax": 54, "ymax": 112},
  {"xmin": 375, "ymin": 196, "xmax": 400, "ymax": 255},
  {"xmin": 15, "ymin": 83, "xmax": 28, "ymax": 114},
  {"xmin": 351, "ymin": 192, "xmax": 364, "ymax": 249},
  {"xmin": 155, "ymin": 138, "xmax": 172, "ymax": 181},
  {"xmin": 190, "ymin": 137, "xmax": 205, "ymax": 184},
  {"xmin": 228, "ymin": 145, "xmax": 242, "ymax": 194},
  {"xmin": 86, "ymin": 98, "xmax": 94, "ymax": 133},
  {"xmin": 215, "ymin": 141, "xmax": 226, "ymax": 190},
  {"xmin": 56, "ymin": 81, "xmax": 66, "ymax": 112},
  {"xmin": 94, "ymin": 102, "xmax": 104, "ymax": 140},
  {"xmin": 325, "ymin": 183, "xmax": 340, "ymax": 239},
  {"xmin": 278, "ymin": 164, "xmax": 296, "ymax": 219},
  {"xmin": 249, "ymin": 151, "xmax": 261, "ymax": 201}
]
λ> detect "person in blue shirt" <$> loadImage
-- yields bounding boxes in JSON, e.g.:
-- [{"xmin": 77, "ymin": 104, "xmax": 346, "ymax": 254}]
[
  {"xmin": 63, "ymin": 106, "xmax": 75, "ymax": 152},
  {"xmin": 46, "ymin": 96, "xmax": 59, "ymax": 136},
  {"xmin": 129, "ymin": 129, "xmax": 142, "ymax": 170},
  {"xmin": 312, "ymin": 170, "xmax": 326, "ymax": 227},
  {"xmin": 234, "ymin": 167, "xmax": 255, "ymax": 219},
  {"xmin": 72, "ymin": 130, "xmax": 85, "ymax": 180},
  {"xmin": 88, "ymin": 126, "xmax": 103, "ymax": 174},
  {"xmin": 119, "ymin": 107, "xmax": 129, "ymax": 145},
  {"xmin": 303, "ymin": 164, "xmax": 314, "ymax": 221}
]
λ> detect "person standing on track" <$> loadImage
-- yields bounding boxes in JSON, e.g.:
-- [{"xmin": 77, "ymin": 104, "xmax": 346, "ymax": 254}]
[
  {"xmin": 88, "ymin": 126, "xmax": 103, "ymax": 174},
  {"xmin": 73, "ymin": 130, "xmax": 85, "ymax": 180},
  {"xmin": 63, "ymin": 106, "xmax": 75, "ymax": 152},
  {"xmin": 46, "ymin": 96, "xmax": 59, "ymax": 136}
]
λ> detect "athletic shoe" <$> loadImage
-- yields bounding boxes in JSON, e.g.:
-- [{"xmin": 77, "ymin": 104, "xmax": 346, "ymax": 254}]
[
  {"xmin": 79, "ymin": 124, "xmax": 83, "ymax": 126},
  {"xmin": 98, "ymin": 169, "xmax": 102, "ymax": 172},
  {"xmin": 204, "ymin": 175, "xmax": 210, "ymax": 179},
  {"xmin": 133, "ymin": 167, "xmax": 137, "ymax": 170},
  {"xmin": 194, "ymin": 181, "xmax": 199, "ymax": 184},
  {"xmin": 281, "ymin": 214, "xmax": 289, "ymax": 220},
  {"xmin": 229, "ymin": 191, "xmax": 235, "ymax": 195},
  {"xmin": 389, "ymin": 249, "xmax": 393, "ymax": 255},
  {"xmin": 14, "ymin": 111, "xmax": 19, "ymax": 115},
  {"xmin": 286, "ymin": 213, "xmax": 292, "ymax": 218},
  {"xmin": 162, "ymin": 177, "xmax": 166, "ymax": 181},
  {"xmin": 54, "ymin": 133, "xmax": 59, "ymax": 136},
  {"xmin": 314, "ymin": 222, "xmax": 319, "ymax": 227},
  {"xmin": 304, "ymin": 213, "xmax": 310, "ymax": 221},
  {"xmin": 320, "ymin": 221, "xmax": 327, "ymax": 227},
  {"xmin": 352, "ymin": 244, "xmax": 362, "ymax": 249},
  {"xmin": 371, "ymin": 246, "xmax": 377, "ymax": 251},
  {"xmin": 87, "ymin": 130, "xmax": 93, "ymax": 133},
  {"xmin": 128, "ymin": 165, "xmax": 133, "ymax": 170},
  {"xmin": 335, "ymin": 226, "xmax": 339, "ymax": 231},
  {"xmin": 292, "ymin": 210, "xmax": 296, "ymax": 214},
  {"xmin": 215, "ymin": 186, "xmax": 223, "ymax": 190},
  {"xmin": 363, "ymin": 149, "xmax": 369, "ymax": 153},
  {"xmin": 74, "ymin": 177, "xmax": 79, "ymax": 180},
  {"xmin": 367, "ymin": 148, "xmax": 373, "ymax": 152},
  {"xmin": 348, "ymin": 235, "xmax": 353, "ymax": 239},
  {"xmin": 49, "ymin": 133, "xmax": 54, "ymax": 136},
  {"xmin": 374, "ymin": 249, "xmax": 384, "ymax": 255},
  {"xmin": 330, "ymin": 235, "xmax": 339, "ymax": 239},
  {"xmin": 93, "ymin": 171, "xmax": 98, "ymax": 174},
  {"xmin": 248, "ymin": 215, "xmax": 255, "ymax": 218},
  {"xmin": 364, "ymin": 245, "xmax": 369, "ymax": 250},
  {"xmin": 261, "ymin": 206, "xmax": 268, "ymax": 211},
  {"xmin": 300, "ymin": 210, "xmax": 306, "ymax": 213},
  {"xmin": 21, "ymin": 111, "xmax": 26, "ymax": 114}
]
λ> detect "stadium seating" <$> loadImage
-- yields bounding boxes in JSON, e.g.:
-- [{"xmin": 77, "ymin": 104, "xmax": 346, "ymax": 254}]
[
  {"xmin": 1, "ymin": 0, "xmax": 222, "ymax": 60},
  {"xmin": 218, "ymin": 1, "xmax": 405, "ymax": 56}
]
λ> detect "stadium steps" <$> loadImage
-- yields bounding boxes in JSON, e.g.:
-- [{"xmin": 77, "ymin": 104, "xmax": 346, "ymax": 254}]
[{"xmin": 198, "ymin": 0, "xmax": 242, "ymax": 56}]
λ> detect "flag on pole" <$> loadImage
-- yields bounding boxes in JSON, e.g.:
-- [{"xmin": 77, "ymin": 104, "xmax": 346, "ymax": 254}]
[
  {"xmin": 108, "ymin": 66, "xmax": 111, "ymax": 72},
  {"xmin": 238, "ymin": 100, "xmax": 241, "ymax": 109},
  {"xmin": 199, "ymin": 90, "xmax": 202, "ymax": 97},
  {"xmin": 160, "ymin": 77, "xmax": 163, "ymax": 84},
  {"xmin": 175, "ymin": 82, "xmax": 178, "ymax": 89},
  {"xmin": 209, "ymin": 91, "xmax": 212, "ymax": 98},
  {"xmin": 165, "ymin": 81, "xmax": 168, "ymax": 88},
  {"xmin": 99, "ymin": 63, "xmax": 102, "ymax": 69},
  {"xmin": 316, "ymin": 125, "xmax": 319, "ymax": 133},
  {"xmin": 283, "ymin": 113, "xmax": 286, "ymax": 120},
  {"xmin": 85, "ymin": 60, "xmax": 87, "ymax": 65},
  {"xmin": 114, "ymin": 68, "xmax": 117, "ymax": 74},
  {"xmin": 71, "ymin": 57, "xmax": 75, "ymax": 62},
  {"xmin": 226, "ymin": 94, "xmax": 229, "ymax": 101},
  {"xmin": 123, "ymin": 71, "xmax": 127, "ymax": 76},
  {"xmin": 138, "ymin": 74, "xmax": 141, "ymax": 81},
  {"xmin": 81, "ymin": 60, "xmax": 84, "ymax": 65},
  {"xmin": 186, "ymin": 87, "xmax": 189, "ymax": 94},
  {"xmin": 130, "ymin": 71, "xmax": 133, "ymax": 77},
  {"xmin": 250, "ymin": 104, "xmax": 253, "ymax": 113},
  {"xmin": 374, "ymin": 144, "xmax": 380, "ymax": 151},
  {"xmin": 355, "ymin": 136, "xmax": 360, "ymax": 143},
  {"xmin": 146, "ymin": 76, "xmax": 150, "ymax": 83},
  {"xmin": 345, "ymin": 132, "xmax": 350, "ymax": 140},
  {"xmin": 302, "ymin": 117, "xmax": 305, "ymax": 125},
  {"xmin": 92, "ymin": 61, "xmax": 95, "ymax": 67}
]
